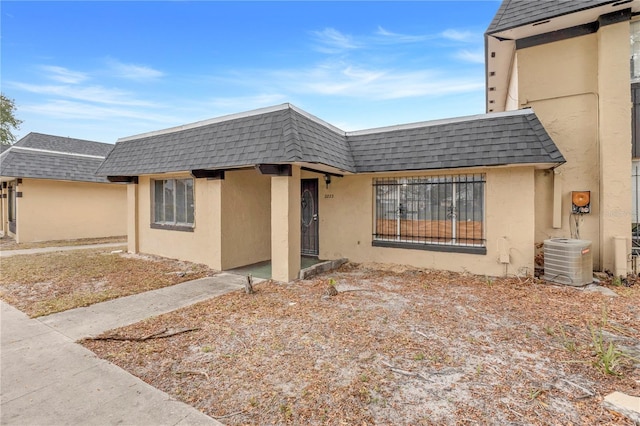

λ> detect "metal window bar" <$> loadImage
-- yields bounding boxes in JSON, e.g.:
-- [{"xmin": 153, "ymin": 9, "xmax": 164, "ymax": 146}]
[{"xmin": 373, "ymin": 174, "xmax": 486, "ymax": 247}]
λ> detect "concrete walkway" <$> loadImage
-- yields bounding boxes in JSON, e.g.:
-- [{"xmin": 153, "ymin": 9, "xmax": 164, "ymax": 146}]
[
  {"xmin": 0, "ymin": 242, "xmax": 126, "ymax": 257},
  {"xmin": 40, "ymin": 273, "xmax": 248, "ymax": 340},
  {"xmin": 1, "ymin": 273, "xmax": 254, "ymax": 425}
]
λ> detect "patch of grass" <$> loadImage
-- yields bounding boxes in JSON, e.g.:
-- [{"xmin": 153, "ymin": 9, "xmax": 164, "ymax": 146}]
[
  {"xmin": 528, "ymin": 388, "xmax": 545, "ymax": 401},
  {"xmin": 0, "ymin": 235, "xmax": 126, "ymax": 251},
  {"xmin": 30, "ymin": 290, "xmax": 120, "ymax": 318},
  {"xmin": 279, "ymin": 403, "xmax": 293, "ymax": 421},
  {"xmin": 557, "ymin": 325, "xmax": 576, "ymax": 352},
  {"xmin": 589, "ymin": 324, "xmax": 632, "ymax": 376},
  {"xmin": 0, "ymin": 249, "xmax": 213, "ymax": 317}
]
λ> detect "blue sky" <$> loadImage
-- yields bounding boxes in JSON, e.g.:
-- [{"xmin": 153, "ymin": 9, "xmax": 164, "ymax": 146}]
[{"xmin": 2, "ymin": 1, "xmax": 500, "ymax": 144}]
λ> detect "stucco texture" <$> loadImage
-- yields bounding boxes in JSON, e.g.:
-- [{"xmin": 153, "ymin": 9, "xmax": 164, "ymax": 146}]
[
  {"xmin": 12, "ymin": 178, "xmax": 126, "ymax": 243},
  {"xmin": 134, "ymin": 170, "xmax": 271, "ymax": 272},
  {"xmin": 312, "ymin": 167, "xmax": 536, "ymax": 277},
  {"xmin": 518, "ymin": 24, "xmax": 632, "ymax": 272}
]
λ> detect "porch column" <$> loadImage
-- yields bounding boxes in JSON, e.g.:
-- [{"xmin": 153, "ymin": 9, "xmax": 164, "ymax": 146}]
[
  {"xmin": 127, "ymin": 182, "xmax": 139, "ymax": 253},
  {"xmin": 271, "ymin": 165, "xmax": 301, "ymax": 282},
  {"xmin": 597, "ymin": 21, "xmax": 632, "ymax": 273}
]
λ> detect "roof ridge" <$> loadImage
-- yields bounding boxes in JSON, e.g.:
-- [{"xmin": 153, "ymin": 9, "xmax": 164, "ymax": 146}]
[
  {"xmin": 19, "ymin": 132, "xmax": 111, "ymax": 147},
  {"xmin": 524, "ymin": 110, "xmax": 566, "ymax": 163},
  {"xmin": 347, "ymin": 108, "xmax": 533, "ymax": 136},
  {"xmin": 117, "ymin": 103, "xmax": 293, "ymax": 142},
  {"xmin": 288, "ymin": 104, "xmax": 346, "ymax": 136},
  {"xmin": 282, "ymin": 108, "xmax": 303, "ymax": 162},
  {"xmin": 9, "ymin": 146, "xmax": 106, "ymax": 159}
]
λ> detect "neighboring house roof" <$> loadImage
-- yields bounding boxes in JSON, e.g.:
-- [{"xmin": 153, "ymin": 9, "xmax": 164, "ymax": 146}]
[
  {"xmin": 14, "ymin": 132, "xmax": 114, "ymax": 157},
  {"xmin": 0, "ymin": 133, "xmax": 115, "ymax": 183},
  {"xmin": 486, "ymin": 0, "xmax": 617, "ymax": 35},
  {"xmin": 97, "ymin": 104, "xmax": 564, "ymax": 177},
  {"xmin": 0, "ymin": 144, "xmax": 10, "ymax": 154}
]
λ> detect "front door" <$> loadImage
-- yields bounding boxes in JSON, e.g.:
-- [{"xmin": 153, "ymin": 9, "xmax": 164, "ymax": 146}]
[{"xmin": 301, "ymin": 179, "xmax": 319, "ymax": 256}]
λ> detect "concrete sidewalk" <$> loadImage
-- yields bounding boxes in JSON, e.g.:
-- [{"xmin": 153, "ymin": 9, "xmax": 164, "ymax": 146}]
[
  {"xmin": 40, "ymin": 273, "xmax": 249, "ymax": 340},
  {"xmin": 1, "ymin": 273, "xmax": 255, "ymax": 425},
  {"xmin": 1, "ymin": 301, "xmax": 222, "ymax": 426},
  {"xmin": 0, "ymin": 242, "xmax": 126, "ymax": 257}
]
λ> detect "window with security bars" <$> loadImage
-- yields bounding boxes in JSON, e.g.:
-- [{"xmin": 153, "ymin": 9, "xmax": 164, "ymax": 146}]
[
  {"xmin": 152, "ymin": 178, "xmax": 195, "ymax": 228},
  {"xmin": 373, "ymin": 174, "xmax": 485, "ymax": 250}
]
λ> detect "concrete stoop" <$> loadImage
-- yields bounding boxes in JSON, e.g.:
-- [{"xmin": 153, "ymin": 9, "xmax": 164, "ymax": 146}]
[
  {"xmin": 603, "ymin": 392, "xmax": 640, "ymax": 424},
  {"xmin": 299, "ymin": 258, "xmax": 348, "ymax": 280}
]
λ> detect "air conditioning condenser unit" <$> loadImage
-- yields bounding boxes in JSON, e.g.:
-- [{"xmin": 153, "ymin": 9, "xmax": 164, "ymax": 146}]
[{"xmin": 543, "ymin": 238, "xmax": 593, "ymax": 286}]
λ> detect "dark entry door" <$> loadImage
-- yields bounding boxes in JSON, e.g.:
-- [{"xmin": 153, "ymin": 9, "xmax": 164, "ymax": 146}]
[{"xmin": 301, "ymin": 179, "xmax": 319, "ymax": 256}]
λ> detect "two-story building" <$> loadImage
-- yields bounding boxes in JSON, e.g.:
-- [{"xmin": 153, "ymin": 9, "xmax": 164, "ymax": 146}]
[{"xmin": 485, "ymin": 0, "xmax": 640, "ymax": 275}]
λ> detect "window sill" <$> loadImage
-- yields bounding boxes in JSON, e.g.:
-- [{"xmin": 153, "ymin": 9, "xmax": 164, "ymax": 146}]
[
  {"xmin": 150, "ymin": 223, "xmax": 194, "ymax": 232},
  {"xmin": 372, "ymin": 239, "xmax": 486, "ymax": 255}
]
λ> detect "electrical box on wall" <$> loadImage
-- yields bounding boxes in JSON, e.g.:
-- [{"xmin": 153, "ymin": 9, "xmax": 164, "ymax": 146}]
[{"xmin": 571, "ymin": 191, "xmax": 590, "ymax": 214}]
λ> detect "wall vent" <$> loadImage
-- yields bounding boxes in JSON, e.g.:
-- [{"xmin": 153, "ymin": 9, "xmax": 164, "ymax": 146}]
[{"xmin": 543, "ymin": 238, "xmax": 593, "ymax": 286}]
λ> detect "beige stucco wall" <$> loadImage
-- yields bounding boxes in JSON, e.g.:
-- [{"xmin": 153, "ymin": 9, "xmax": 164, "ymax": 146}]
[
  {"xmin": 14, "ymin": 178, "xmax": 127, "ymax": 243},
  {"xmin": 134, "ymin": 170, "xmax": 271, "ymax": 271},
  {"xmin": 220, "ymin": 169, "xmax": 271, "ymax": 269},
  {"xmin": 313, "ymin": 167, "xmax": 537, "ymax": 277},
  {"xmin": 517, "ymin": 25, "xmax": 632, "ymax": 272},
  {"xmin": 136, "ymin": 174, "xmax": 222, "ymax": 269},
  {"xmin": 597, "ymin": 22, "xmax": 633, "ymax": 274}
]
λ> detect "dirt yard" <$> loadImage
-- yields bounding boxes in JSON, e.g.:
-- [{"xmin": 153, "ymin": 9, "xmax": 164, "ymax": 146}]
[
  {"xmin": 0, "ymin": 249, "xmax": 216, "ymax": 317},
  {"xmin": 83, "ymin": 264, "xmax": 640, "ymax": 425}
]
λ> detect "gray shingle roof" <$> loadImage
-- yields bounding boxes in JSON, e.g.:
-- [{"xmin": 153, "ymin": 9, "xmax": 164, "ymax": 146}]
[
  {"xmin": 486, "ymin": 0, "xmax": 617, "ymax": 34},
  {"xmin": 15, "ymin": 132, "xmax": 114, "ymax": 156},
  {"xmin": 348, "ymin": 109, "xmax": 564, "ymax": 173},
  {"xmin": 97, "ymin": 104, "xmax": 354, "ymax": 176},
  {"xmin": 1, "ymin": 133, "xmax": 115, "ymax": 183},
  {"xmin": 97, "ymin": 104, "xmax": 564, "ymax": 177}
]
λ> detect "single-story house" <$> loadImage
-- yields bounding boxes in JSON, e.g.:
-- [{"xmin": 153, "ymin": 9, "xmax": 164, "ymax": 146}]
[
  {"xmin": 0, "ymin": 132, "xmax": 127, "ymax": 243},
  {"xmin": 97, "ymin": 104, "xmax": 564, "ymax": 281}
]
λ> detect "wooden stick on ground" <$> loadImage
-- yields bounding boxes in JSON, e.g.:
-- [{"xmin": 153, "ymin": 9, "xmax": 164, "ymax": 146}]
[{"xmin": 86, "ymin": 327, "xmax": 200, "ymax": 342}]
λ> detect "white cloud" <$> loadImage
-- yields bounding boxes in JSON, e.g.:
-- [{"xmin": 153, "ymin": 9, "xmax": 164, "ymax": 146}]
[
  {"xmin": 441, "ymin": 29, "xmax": 477, "ymax": 43},
  {"xmin": 8, "ymin": 81, "xmax": 156, "ymax": 107},
  {"xmin": 268, "ymin": 62, "xmax": 484, "ymax": 100},
  {"xmin": 454, "ymin": 49, "xmax": 485, "ymax": 64},
  {"xmin": 106, "ymin": 58, "xmax": 164, "ymax": 81},
  {"xmin": 21, "ymin": 99, "xmax": 175, "ymax": 123},
  {"xmin": 375, "ymin": 26, "xmax": 430, "ymax": 43},
  {"xmin": 40, "ymin": 65, "xmax": 88, "ymax": 84},
  {"xmin": 311, "ymin": 28, "xmax": 360, "ymax": 53}
]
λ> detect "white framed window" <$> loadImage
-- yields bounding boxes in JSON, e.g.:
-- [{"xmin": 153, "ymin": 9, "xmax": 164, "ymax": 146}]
[
  {"xmin": 152, "ymin": 178, "xmax": 194, "ymax": 230},
  {"xmin": 373, "ymin": 174, "xmax": 486, "ymax": 254}
]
